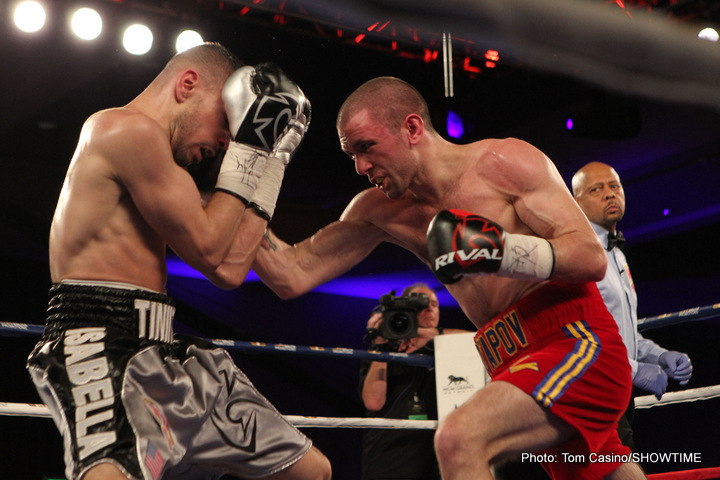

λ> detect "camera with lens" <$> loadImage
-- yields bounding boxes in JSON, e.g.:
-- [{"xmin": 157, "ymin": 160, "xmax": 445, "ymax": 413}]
[{"xmin": 375, "ymin": 290, "xmax": 430, "ymax": 340}]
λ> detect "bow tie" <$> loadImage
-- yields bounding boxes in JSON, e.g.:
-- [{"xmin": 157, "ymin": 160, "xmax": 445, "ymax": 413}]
[{"xmin": 607, "ymin": 230, "xmax": 626, "ymax": 251}]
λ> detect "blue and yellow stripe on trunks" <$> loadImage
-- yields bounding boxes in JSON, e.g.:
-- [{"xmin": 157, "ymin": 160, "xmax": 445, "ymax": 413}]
[{"xmin": 532, "ymin": 320, "xmax": 600, "ymax": 408}]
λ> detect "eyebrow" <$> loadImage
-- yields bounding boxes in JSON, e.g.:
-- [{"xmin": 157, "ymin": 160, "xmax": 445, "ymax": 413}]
[{"xmin": 340, "ymin": 138, "xmax": 364, "ymax": 156}]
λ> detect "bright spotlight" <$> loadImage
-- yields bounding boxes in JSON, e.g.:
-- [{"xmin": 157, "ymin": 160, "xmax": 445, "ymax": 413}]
[
  {"xmin": 14, "ymin": 1, "xmax": 46, "ymax": 33},
  {"xmin": 698, "ymin": 27, "xmax": 719, "ymax": 42},
  {"xmin": 176, "ymin": 30, "xmax": 204, "ymax": 53},
  {"xmin": 71, "ymin": 7, "xmax": 103, "ymax": 41},
  {"xmin": 123, "ymin": 24, "xmax": 154, "ymax": 55}
]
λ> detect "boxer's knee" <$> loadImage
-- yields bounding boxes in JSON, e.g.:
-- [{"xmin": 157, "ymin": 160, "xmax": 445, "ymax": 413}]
[{"xmin": 434, "ymin": 407, "xmax": 487, "ymax": 467}]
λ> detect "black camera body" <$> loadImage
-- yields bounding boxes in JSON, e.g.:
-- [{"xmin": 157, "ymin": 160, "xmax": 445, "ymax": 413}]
[{"xmin": 378, "ymin": 291, "xmax": 430, "ymax": 340}]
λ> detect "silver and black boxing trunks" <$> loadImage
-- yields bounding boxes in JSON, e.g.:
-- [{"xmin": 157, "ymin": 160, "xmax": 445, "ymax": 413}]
[{"xmin": 27, "ymin": 282, "xmax": 311, "ymax": 480}]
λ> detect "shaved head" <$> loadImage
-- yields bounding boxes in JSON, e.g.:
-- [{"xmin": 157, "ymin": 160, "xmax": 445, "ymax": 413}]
[
  {"xmin": 572, "ymin": 162, "xmax": 621, "ymax": 197},
  {"xmin": 572, "ymin": 162, "xmax": 625, "ymax": 230},
  {"xmin": 157, "ymin": 42, "xmax": 243, "ymax": 90},
  {"xmin": 337, "ymin": 77, "xmax": 436, "ymax": 133}
]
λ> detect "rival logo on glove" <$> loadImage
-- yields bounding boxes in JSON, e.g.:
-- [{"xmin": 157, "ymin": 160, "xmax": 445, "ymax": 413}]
[
  {"xmin": 433, "ymin": 211, "xmax": 504, "ymax": 271},
  {"xmin": 434, "ymin": 247, "xmax": 502, "ymax": 270}
]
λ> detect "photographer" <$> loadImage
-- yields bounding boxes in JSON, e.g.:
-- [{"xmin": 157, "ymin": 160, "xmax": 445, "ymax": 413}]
[{"xmin": 359, "ymin": 283, "xmax": 469, "ymax": 480}]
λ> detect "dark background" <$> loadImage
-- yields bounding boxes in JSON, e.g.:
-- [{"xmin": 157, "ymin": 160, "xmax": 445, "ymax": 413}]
[{"xmin": 1, "ymin": 0, "xmax": 719, "ymax": 478}]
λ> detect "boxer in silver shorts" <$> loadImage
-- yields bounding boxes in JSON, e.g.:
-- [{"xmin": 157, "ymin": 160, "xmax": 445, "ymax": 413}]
[
  {"xmin": 28, "ymin": 282, "xmax": 312, "ymax": 480},
  {"xmin": 27, "ymin": 42, "xmax": 329, "ymax": 480}
]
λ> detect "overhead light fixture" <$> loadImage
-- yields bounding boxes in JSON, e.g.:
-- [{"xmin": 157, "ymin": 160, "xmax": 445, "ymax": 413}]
[
  {"xmin": 14, "ymin": 1, "xmax": 46, "ymax": 33},
  {"xmin": 71, "ymin": 7, "xmax": 102, "ymax": 41},
  {"xmin": 698, "ymin": 27, "xmax": 719, "ymax": 42},
  {"xmin": 123, "ymin": 23, "xmax": 153, "ymax": 55},
  {"xmin": 176, "ymin": 29, "xmax": 204, "ymax": 53}
]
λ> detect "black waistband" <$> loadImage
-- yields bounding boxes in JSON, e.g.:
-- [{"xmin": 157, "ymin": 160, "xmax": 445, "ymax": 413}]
[{"xmin": 44, "ymin": 283, "xmax": 176, "ymax": 344}]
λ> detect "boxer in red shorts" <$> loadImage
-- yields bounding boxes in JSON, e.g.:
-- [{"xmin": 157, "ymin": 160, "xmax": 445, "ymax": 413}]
[
  {"xmin": 252, "ymin": 77, "xmax": 645, "ymax": 479},
  {"xmin": 475, "ymin": 281, "xmax": 632, "ymax": 480}
]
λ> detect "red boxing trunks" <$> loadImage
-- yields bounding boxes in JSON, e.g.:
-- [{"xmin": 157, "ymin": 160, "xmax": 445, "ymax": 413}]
[
  {"xmin": 474, "ymin": 282, "xmax": 632, "ymax": 480},
  {"xmin": 27, "ymin": 282, "xmax": 311, "ymax": 480}
]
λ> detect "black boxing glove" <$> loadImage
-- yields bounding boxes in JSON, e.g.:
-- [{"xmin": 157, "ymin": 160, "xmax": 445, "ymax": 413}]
[
  {"xmin": 232, "ymin": 62, "xmax": 310, "ymax": 151},
  {"xmin": 216, "ymin": 63, "xmax": 310, "ymax": 208},
  {"xmin": 248, "ymin": 63, "xmax": 311, "ymax": 220},
  {"xmin": 426, "ymin": 209, "xmax": 555, "ymax": 284}
]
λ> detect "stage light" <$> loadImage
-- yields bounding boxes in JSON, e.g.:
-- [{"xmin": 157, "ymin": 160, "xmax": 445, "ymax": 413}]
[
  {"xmin": 71, "ymin": 7, "xmax": 102, "ymax": 41},
  {"xmin": 446, "ymin": 110, "xmax": 465, "ymax": 139},
  {"xmin": 123, "ymin": 23, "xmax": 153, "ymax": 55},
  {"xmin": 176, "ymin": 29, "xmax": 204, "ymax": 53},
  {"xmin": 698, "ymin": 27, "xmax": 719, "ymax": 42},
  {"xmin": 14, "ymin": 1, "xmax": 46, "ymax": 33}
]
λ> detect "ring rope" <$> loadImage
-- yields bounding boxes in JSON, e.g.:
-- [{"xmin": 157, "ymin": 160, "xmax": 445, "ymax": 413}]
[
  {"xmin": 1, "ymin": 300, "xmax": 718, "ymax": 368},
  {"xmin": 2, "ymin": 410, "xmax": 718, "ymax": 480},
  {"xmin": 2, "ymin": 383, "xmax": 720, "ymax": 426},
  {"xmin": 2, "ymin": 303, "xmax": 718, "ymax": 428},
  {"xmin": 0, "ymin": 322, "xmax": 435, "ymax": 367},
  {"xmin": 0, "ymin": 401, "xmax": 439, "ymax": 429},
  {"xmin": 637, "ymin": 303, "xmax": 720, "ymax": 332},
  {"xmin": 634, "ymin": 384, "xmax": 720, "ymax": 409}
]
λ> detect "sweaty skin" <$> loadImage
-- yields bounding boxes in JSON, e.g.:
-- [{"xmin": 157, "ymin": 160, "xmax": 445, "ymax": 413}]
[
  {"xmin": 251, "ymin": 78, "xmax": 646, "ymax": 480},
  {"xmin": 46, "ymin": 46, "xmax": 332, "ymax": 480},
  {"xmin": 50, "ymin": 73, "xmax": 266, "ymax": 292},
  {"xmin": 253, "ymin": 107, "xmax": 605, "ymax": 328}
]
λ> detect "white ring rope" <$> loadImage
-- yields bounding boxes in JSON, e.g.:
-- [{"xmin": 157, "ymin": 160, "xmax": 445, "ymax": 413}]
[
  {"xmin": 3, "ymin": 302, "xmax": 718, "ymax": 428},
  {"xmin": 2, "ymin": 383, "xmax": 720, "ymax": 428},
  {"xmin": 286, "ymin": 416, "xmax": 439, "ymax": 429},
  {"xmin": 634, "ymin": 385, "xmax": 720, "ymax": 409},
  {"xmin": 0, "ymin": 401, "xmax": 439, "ymax": 429}
]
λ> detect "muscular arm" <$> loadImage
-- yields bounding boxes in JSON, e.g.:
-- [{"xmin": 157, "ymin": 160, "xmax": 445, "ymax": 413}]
[
  {"xmin": 106, "ymin": 112, "xmax": 263, "ymax": 286},
  {"xmin": 253, "ymin": 190, "xmax": 389, "ymax": 299},
  {"xmin": 209, "ymin": 209, "xmax": 268, "ymax": 289},
  {"xmin": 491, "ymin": 139, "xmax": 606, "ymax": 283}
]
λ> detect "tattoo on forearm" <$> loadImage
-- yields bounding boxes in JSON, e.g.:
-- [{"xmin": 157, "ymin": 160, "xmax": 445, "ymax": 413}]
[{"xmin": 263, "ymin": 229, "xmax": 277, "ymax": 251}]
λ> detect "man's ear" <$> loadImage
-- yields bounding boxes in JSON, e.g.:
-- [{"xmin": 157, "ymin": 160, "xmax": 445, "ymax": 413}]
[
  {"xmin": 405, "ymin": 114, "xmax": 424, "ymax": 145},
  {"xmin": 176, "ymin": 69, "xmax": 200, "ymax": 103}
]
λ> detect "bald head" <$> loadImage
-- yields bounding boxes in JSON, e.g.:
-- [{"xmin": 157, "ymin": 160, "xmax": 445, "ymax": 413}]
[
  {"xmin": 156, "ymin": 42, "xmax": 242, "ymax": 91},
  {"xmin": 337, "ymin": 76, "xmax": 435, "ymax": 133},
  {"xmin": 572, "ymin": 162, "xmax": 625, "ymax": 230},
  {"xmin": 572, "ymin": 162, "xmax": 618, "ymax": 196}
]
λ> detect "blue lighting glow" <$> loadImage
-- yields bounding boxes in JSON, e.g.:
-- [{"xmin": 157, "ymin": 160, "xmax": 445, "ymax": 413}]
[
  {"xmin": 165, "ymin": 256, "xmax": 458, "ymax": 307},
  {"xmin": 166, "ymin": 256, "xmax": 260, "ymax": 282},
  {"xmin": 663, "ymin": 208, "xmax": 669, "ymax": 216},
  {"xmin": 446, "ymin": 110, "xmax": 464, "ymax": 139},
  {"xmin": 566, "ymin": 118, "xmax": 573, "ymax": 130}
]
